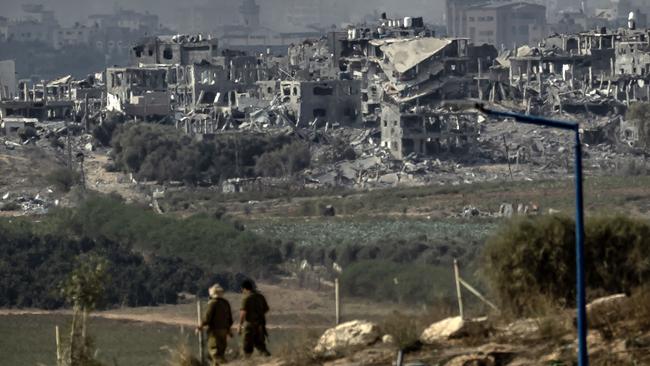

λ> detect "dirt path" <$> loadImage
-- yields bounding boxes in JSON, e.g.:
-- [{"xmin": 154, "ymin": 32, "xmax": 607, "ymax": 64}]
[{"xmin": 0, "ymin": 308, "xmax": 319, "ymax": 329}]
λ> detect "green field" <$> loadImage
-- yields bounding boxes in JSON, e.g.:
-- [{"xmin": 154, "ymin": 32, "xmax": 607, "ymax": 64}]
[
  {"xmin": 249, "ymin": 217, "xmax": 499, "ymax": 248},
  {"xmin": 0, "ymin": 314, "xmax": 311, "ymax": 366}
]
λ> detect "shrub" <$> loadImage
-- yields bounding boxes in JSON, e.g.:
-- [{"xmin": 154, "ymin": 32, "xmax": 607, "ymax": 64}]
[
  {"xmin": 92, "ymin": 112, "xmax": 125, "ymax": 146},
  {"xmin": 483, "ymin": 215, "xmax": 650, "ymax": 316},
  {"xmin": 46, "ymin": 167, "xmax": 81, "ymax": 193},
  {"xmin": 254, "ymin": 141, "xmax": 311, "ymax": 177}
]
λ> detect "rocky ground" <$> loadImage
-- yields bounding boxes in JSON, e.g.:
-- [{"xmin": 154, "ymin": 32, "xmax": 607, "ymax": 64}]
[{"xmin": 223, "ymin": 293, "xmax": 650, "ymax": 366}]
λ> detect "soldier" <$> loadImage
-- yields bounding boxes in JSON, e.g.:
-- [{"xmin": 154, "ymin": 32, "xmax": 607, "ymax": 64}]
[
  {"xmin": 237, "ymin": 279, "xmax": 271, "ymax": 357},
  {"xmin": 197, "ymin": 284, "xmax": 233, "ymax": 365}
]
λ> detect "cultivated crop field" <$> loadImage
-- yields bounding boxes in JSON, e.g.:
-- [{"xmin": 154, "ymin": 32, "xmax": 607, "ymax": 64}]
[{"xmin": 248, "ymin": 217, "xmax": 499, "ymax": 248}]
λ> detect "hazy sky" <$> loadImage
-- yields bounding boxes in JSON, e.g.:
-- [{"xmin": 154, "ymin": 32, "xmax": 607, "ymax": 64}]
[{"xmin": 0, "ymin": 0, "xmax": 446, "ymax": 28}]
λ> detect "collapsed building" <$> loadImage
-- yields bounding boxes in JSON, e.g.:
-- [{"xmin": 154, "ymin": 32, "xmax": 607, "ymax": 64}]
[{"xmin": 6, "ymin": 10, "xmax": 650, "ymax": 192}]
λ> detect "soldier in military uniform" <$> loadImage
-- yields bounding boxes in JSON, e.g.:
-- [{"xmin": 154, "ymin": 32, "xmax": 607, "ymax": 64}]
[
  {"xmin": 237, "ymin": 279, "xmax": 271, "ymax": 357},
  {"xmin": 197, "ymin": 284, "xmax": 233, "ymax": 365}
]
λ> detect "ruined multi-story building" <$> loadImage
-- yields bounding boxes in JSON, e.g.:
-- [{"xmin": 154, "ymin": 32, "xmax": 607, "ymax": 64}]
[
  {"xmin": 105, "ymin": 67, "xmax": 171, "ymax": 118},
  {"xmin": 279, "ymin": 80, "xmax": 362, "ymax": 126},
  {"xmin": 132, "ymin": 35, "xmax": 219, "ymax": 66},
  {"xmin": 381, "ymin": 104, "xmax": 480, "ymax": 159}
]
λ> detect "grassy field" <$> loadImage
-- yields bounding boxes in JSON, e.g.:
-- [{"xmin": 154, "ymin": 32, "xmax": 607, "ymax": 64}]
[
  {"xmin": 0, "ymin": 313, "xmax": 321, "ymax": 366},
  {"xmin": 0, "ymin": 314, "xmax": 185, "ymax": 366}
]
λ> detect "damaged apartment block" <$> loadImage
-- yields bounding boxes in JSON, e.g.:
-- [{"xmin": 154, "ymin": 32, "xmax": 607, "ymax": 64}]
[
  {"xmin": 381, "ymin": 103, "xmax": 479, "ymax": 160},
  {"xmin": 280, "ymin": 80, "xmax": 362, "ymax": 127}
]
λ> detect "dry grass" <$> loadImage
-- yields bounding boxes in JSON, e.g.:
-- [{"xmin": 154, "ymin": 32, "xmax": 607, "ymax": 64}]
[
  {"xmin": 162, "ymin": 338, "xmax": 201, "ymax": 366},
  {"xmin": 272, "ymin": 329, "xmax": 323, "ymax": 366}
]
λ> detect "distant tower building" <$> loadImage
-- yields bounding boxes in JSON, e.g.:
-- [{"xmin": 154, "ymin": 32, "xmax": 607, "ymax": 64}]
[{"xmin": 240, "ymin": 0, "xmax": 260, "ymax": 27}]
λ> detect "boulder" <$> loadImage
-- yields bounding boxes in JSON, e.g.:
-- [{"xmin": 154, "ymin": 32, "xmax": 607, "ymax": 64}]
[
  {"xmin": 314, "ymin": 320, "xmax": 381, "ymax": 357},
  {"xmin": 420, "ymin": 317, "xmax": 488, "ymax": 344},
  {"xmin": 586, "ymin": 293, "xmax": 627, "ymax": 315}
]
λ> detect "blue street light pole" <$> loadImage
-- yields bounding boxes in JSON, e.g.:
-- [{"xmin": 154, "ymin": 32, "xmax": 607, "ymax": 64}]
[{"xmin": 473, "ymin": 103, "xmax": 589, "ymax": 366}]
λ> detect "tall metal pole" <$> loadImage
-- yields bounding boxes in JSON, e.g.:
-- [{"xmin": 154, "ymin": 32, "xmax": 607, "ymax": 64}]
[
  {"xmin": 574, "ymin": 128, "xmax": 588, "ymax": 366},
  {"xmin": 465, "ymin": 103, "xmax": 589, "ymax": 366}
]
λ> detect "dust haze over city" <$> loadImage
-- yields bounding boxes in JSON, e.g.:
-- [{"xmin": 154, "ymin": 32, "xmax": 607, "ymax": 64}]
[
  {"xmin": 0, "ymin": 0, "xmax": 444, "ymax": 28},
  {"xmin": 2, "ymin": 0, "xmax": 650, "ymax": 365}
]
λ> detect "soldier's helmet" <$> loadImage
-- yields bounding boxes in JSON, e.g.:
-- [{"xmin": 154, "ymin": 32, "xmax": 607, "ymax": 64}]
[{"xmin": 209, "ymin": 284, "xmax": 224, "ymax": 298}]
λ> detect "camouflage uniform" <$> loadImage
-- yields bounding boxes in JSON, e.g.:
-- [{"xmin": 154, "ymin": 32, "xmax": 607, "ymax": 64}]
[
  {"xmin": 202, "ymin": 297, "xmax": 233, "ymax": 365},
  {"xmin": 241, "ymin": 291, "xmax": 271, "ymax": 356}
]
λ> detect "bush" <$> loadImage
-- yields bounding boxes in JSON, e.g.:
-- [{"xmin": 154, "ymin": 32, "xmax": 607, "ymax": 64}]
[
  {"xmin": 92, "ymin": 112, "xmax": 125, "ymax": 146},
  {"xmin": 46, "ymin": 167, "xmax": 81, "ymax": 193},
  {"xmin": 254, "ymin": 141, "xmax": 311, "ymax": 177},
  {"xmin": 483, "ymin": 215, "xmax": 650, "ymax": 316}
]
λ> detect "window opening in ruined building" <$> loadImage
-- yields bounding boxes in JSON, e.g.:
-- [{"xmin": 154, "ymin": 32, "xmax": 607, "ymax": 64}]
[
  {"xmin": 362, "ymin": 93, "xmax": 369, "ymax": 102},
  {"xmin": 267, "ymin": 87, "xmax": 273, "ymax": 94},
  {"xmin": 313, "ymin": 85, "xmax": 334, "ymax": 96},
  {"xmin": 293, "ymin": 87, "xmax": 298, "ymax": 95},
  {"xmin": 283, "ymin": 86, "xmax": 291, "ymax": 96},
  {"xmin": 163, "ymin": 47, "xmax": 173, "ymax": 60},
  {"xmin": 201, "ymin": 91, "xmax": 216, "ymax": 104},
  {"xmin": 148, "ymin": 48, "xmax": 154, "ymax": 56},
  {"xmin": 313, "ymin": 108, "xmax": 327, "ymax": 118}
]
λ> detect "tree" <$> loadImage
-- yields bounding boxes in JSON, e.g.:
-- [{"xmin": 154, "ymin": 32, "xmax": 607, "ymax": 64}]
[{"xmin": 60, "ymin": 254, "xmax": 109, "ymax": 366}]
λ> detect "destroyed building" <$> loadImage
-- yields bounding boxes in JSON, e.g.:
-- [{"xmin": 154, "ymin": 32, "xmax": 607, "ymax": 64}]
[
  {"xmin": 280, "ymin": 80, "xmax": 362, "ymax": 126},
  {"xmin": 381, "ymin": 104, "xmax": 479, "ymax": 160},
  {"xmin": 106, "ymin": 67, "xmax": 170, "ymax": 118},
  {"xmin": 132, "ymin": 35, "xmax": 220, "ymax": 66}
]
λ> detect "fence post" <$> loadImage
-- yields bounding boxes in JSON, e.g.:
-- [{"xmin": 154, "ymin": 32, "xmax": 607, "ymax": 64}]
[
  {"xmin": 55, "ymin": 326, "xmax": 62, "ymax": 366},
  {"xmin": 196, "ymin": 301, "xmax": 204, "ymax": 365},
  {"xmin": 396, "ymin": 349, "xmax": 404, "ymax": 366},
  {"xmin": 335, "ymin": 278, "xmax": 341, "ymax": 325},
  {"xmin": 454, "ymin": 259, "xmax": 464, "ymax": 319}
]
